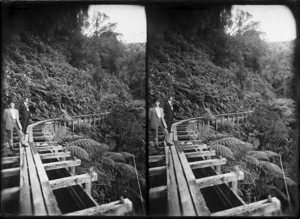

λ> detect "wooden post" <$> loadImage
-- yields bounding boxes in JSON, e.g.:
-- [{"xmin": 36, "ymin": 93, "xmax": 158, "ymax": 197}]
[
  {"xmin": 216, "ymin": 155, "xmax": 222, "ymax": 174},
  {"xmin": 70, "ymin": 167, "xmax": 75, "ymax": 175},
  {"xmin": 232, "ymin": 180, "xmax": 237, "ymax": 194}
]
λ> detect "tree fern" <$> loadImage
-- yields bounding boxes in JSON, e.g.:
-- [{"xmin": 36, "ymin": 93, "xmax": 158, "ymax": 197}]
[
  {"xmin": 121, "ymin": 152, "xmax": 134, "ymax": 160},
  {"xmin": 115, "ymin": 162, "xmax": 136, "ymax": 177},
  {"xmin": 101, "ymin": 156, "xmax": 116, "ymax": 168},
  {"xmin": 67, "ymin": 145, "xmax": 89, "ymax": 161},
  {"xmin": 245, "ymin": 155, "xmax": 260, "ymax": 167},
  {"xmin": 210, "ymin": 137, "xmax": 245, "ymax": 152},
  {"xmin": 270, "ymin": 185, "xmax": 288, "ymax": 201},
  {"xmin": 284, "ymin": 176, "xmax": 296, "ymax": 187},
  {"xmin": 260, "ymin": 161, "xmax": 282, "ymax": 177},
  {"xmin": 210, "ymin": 144, "xmax": 234, "ymax": 159},
  {"xmin": 203, "ymin": 133, "xmax": 230, "ymax": 143},
  {"xmin": 104, "ymin": 152, "xmax": 126, "ymax": 162}
]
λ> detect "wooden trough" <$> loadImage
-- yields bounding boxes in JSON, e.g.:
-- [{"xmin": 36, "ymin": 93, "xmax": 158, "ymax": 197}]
[
  {"xmin": 1, "ymin": 113, "xmax": 133, "ymax": 216},
  {"xmin": 149, "ymin": 111, "xmax": 281, "ymax": 216}
]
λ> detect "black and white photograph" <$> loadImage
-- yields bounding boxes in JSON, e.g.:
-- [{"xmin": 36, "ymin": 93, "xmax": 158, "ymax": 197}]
[
  {"xmin": 1, "ymin": 3, "xmax": 146, "ymax": 216},
  {"xmin": 1, "ymin": 0, "xmax": 299, "ymax": 218},
  {"xmin": 148, "ymin": 3, "xmax": 298, "ymax": 216}
]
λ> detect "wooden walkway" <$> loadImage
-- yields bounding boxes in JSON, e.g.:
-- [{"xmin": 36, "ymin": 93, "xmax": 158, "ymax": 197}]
[
  {"xmin": 149, "ymin": 111, "xmax": 281, "ymax": 216},
  {"xmin": 1, "ymin": 113, "xmax": 133, "ymax": 216}
]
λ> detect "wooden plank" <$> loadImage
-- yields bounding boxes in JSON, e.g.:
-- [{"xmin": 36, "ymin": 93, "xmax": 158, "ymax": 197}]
[
  {"xmin": 189, "ymin": 158, "xmax": 226, "ymax": 169},
  {"xmin": 165, "ymin": 146, "xmax": 181, "ymax": 216},
  {"xmin": 181, "ymin": 145, "xmax": 208, "ymax": 151},
  {"xmin": 34, "ymin": 141, "xmax": 59, "ymax": 147},
  {"xmin": 25, "ymin": 146, "xmax": 47, "ymax": 215},
  {"xmin": 36, "ymin": 146, "xmax": 63, "ymax": 152},
  {"xmin": 43, "ymin": 159, "xmax": 81, "ymax": 171},
  {"xmin": 175, "ymin": 142, "xmax": 210, "ymax": 216},
  {"xmin": 40, "ymin": 152, "xmax": 71, "ymax": 160},
  {"xmin": 185, "ymin": 150, "xmax": 216, "ymax": 159},
  {"xmin": 30, "ymin": 143, "xmax": 62, "ymax": 215},
  {"xmin": 148, "ymin": 155, "xmax": 164, "ymax": 163},
  {"xmin": 19, "ymin": 147, "xmax": 32, "ymax": 215},
  {"xmin": 196, "ymin": 171, "xmax": 244, "ymax": 189},
  {"xmin": 1, "ymin": 156, "xmax": 19, "ymax": 164},
  {"xmin": 64, "ymin": 198, "xmax": 133, "ymax": 216},
  {"xmin": 1, "ymin": 167, "xmax": 20, "ymax": 177},
  {"xmin": 1, "ymin": 187, "xmax": 19, "ymax": 202},
  {"xmin": 170, "ymin": 145, "xmax": 196, "ymax": 216},
  {"xmin": 149, "ymin": 186, "xmax": 167, "ymax": 200},
  {"xmin": 149, "ymin": 166, "xmax": 166, "ymax": 177},
  {"xmin": 211, "ymin": 197, "xmax": 281, "ymax": 216},
  {"xmin": 50, "ymin": 173, "xmax": 97, "ymax": 190}
]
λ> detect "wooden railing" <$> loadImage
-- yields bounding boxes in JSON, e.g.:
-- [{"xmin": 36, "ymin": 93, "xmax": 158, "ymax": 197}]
[{"xmin": 172, "ymin": 111, "xmax": 253, "ymax": 141}]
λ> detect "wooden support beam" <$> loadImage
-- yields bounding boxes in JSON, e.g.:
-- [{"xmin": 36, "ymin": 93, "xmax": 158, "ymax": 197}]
[
  {"xmin": 189, "ymin": 158, "xmax": 226, "ymax": 170},
  {"xmin": 165, "ymin": 145, "xmax": 181, "ymax": 216},
  {"xmin": 34, "ymin": 141, "xmax": 59, "ymax": 147},
  {"xmin": 1, "ymin": 167, "xmax": 20, "ymax": 177},
  {"xmin": 50, "ymin": 173, "xmax": 97, "ymax": 190},
  {"xmin": 148, "ymin": 155, "xmax": 164, "ymax": 163},
  {"xmin": 1, "ymin": 156, "xmax": 19, "ymax": 164},
  {"xmin": 185, "ymin": 150, "xmax": 216, "ymax": 159},
  {"xmin": 180, "ymin": 144, "xmax": 207, "ymax": 151},
  {"xmin": 39, "ymin": 152, "xmax": 71, "ymax": 160},
  {"xmin": 211, "ymin": 197, "xmax": 281, "ymax": 216},
  {"xmin": 196, "ymin": 171, "xmax": 244, "ymax": 189},
  {"xmin": 36, "ymin": 146, "xmax": 63, "ymax": 152},
  {"xmin": 149, "ymin": 186, "xmax": 167, "ymax": 200},
  {"xmin": 64, "ymin": 198, "xmax": 133, "ymax": 216},
  {"xmin": 43, "ymin": 159, "xmax": 81, "ymax": 171},
  {"xmin": 149, "ymin": 166, "xmax": 166, "ymax": 177},
  {"xmin": 1, "ymin": 187, "xmax": 19, "ymax": 202}
]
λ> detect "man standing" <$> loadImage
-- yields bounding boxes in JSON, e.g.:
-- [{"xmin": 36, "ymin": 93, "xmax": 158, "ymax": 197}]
[
  {"xmin": 149, "ymin": 98, "xmax": 172, "ymax": 148},
  {"xmin": 19, "ymin": 97, "xmax": 31, "ymax": 134},
  {"xmin": 2, "ymin": 99, "xmax": 24, "ymax": 149},
  {"xmin": 164, "ymin": 95, "xmax": 174, "ymax": 133}
]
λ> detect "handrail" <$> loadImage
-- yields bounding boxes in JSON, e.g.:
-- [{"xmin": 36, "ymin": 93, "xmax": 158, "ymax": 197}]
[
  {"xmin": 26, "ymin": 112, "xmax": 110, "ymax": 143},
  {"xmin": 171, "ymin": 111, "xmax": 254, "ymax": 138}
]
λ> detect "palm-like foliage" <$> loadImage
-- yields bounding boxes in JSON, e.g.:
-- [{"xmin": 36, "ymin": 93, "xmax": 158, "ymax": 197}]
[{"xmin": 197, "ymin": 122, "xmax": 296, "ymax": 204}]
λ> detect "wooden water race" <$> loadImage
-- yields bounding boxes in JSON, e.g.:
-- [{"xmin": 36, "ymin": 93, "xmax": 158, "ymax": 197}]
[
  {"xmin": 1, "ymin": 113, "xmax": 133, "ymax": 216},
  {"xmin": 149, "ymin": 111, "xmax": 282, "ymax": 216}
]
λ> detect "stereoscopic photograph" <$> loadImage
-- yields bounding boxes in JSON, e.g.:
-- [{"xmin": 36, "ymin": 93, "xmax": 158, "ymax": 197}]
[
  {"xmin": 148, "ymin": 3, "xmax": 298, "ymax": 217},
  {"xmin": 1, "ymin": 0, "xmax": 299, "ymax": 218},
  {"xmin": 1, "ymin": 3, "xmax": 146, "ymax": 216}
]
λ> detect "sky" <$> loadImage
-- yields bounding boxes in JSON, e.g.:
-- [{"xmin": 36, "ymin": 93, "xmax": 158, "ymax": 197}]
[
  {"xmin": 232, "ymin": 5, "xmax": 296, "ymax": 42},
  {"xmin": 86, "ymin": 5, "xmax": 146, "ymax": 43}
]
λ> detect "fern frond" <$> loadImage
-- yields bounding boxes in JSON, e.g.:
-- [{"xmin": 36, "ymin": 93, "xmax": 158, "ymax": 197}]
[
  {"xmin": 247, "ymin": 151, "xmax": 270, "ymax": 161},
  {"xmin": 121, "ymin": 152, "xmax": 134, "ymax": 160},
  {"xmin": 264, "ymin": 150, "xmax": 279, "ymax": 159},
  {"xmin": 101, "ymin": 156, "xmax": 116, "ymax": 168},
  {"xmin": 60, "ymin": 134, "xmax": 83, "ymax": 144},
  {"xmin": 104, "ymin": 152, "xmax": 126, "ymax": 162},
  {"xmin": 284, "ymin": 176, "xmax": 297, "ymax": 187},
  {"xmin": 203, "ymin": 133, "xmax": 230, "ymax": 143},
  {"xmin": 245, "ymin": 155, "xmax": 260, "ymax": 167},
  {"xmin": 210, "ymin": 137, "xmax": 245, "ymax": 152},
  {"xmin": 260, "ymin": 161, "xmax": 282, "ymax": 177},
  {"xmin": 67, "ymin": 145, "xmax": 89, "ymax": 161},
  {"xmin": 210, "ymin": 144, "xmax": 234, "ymax": 159},
  {"xmin": 270, "ymin": 185, "xmax": 288, "ymax": 201},
  {"xmin": 115, "ymin": 162, "xmax": 136, "ymax": 176}
]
